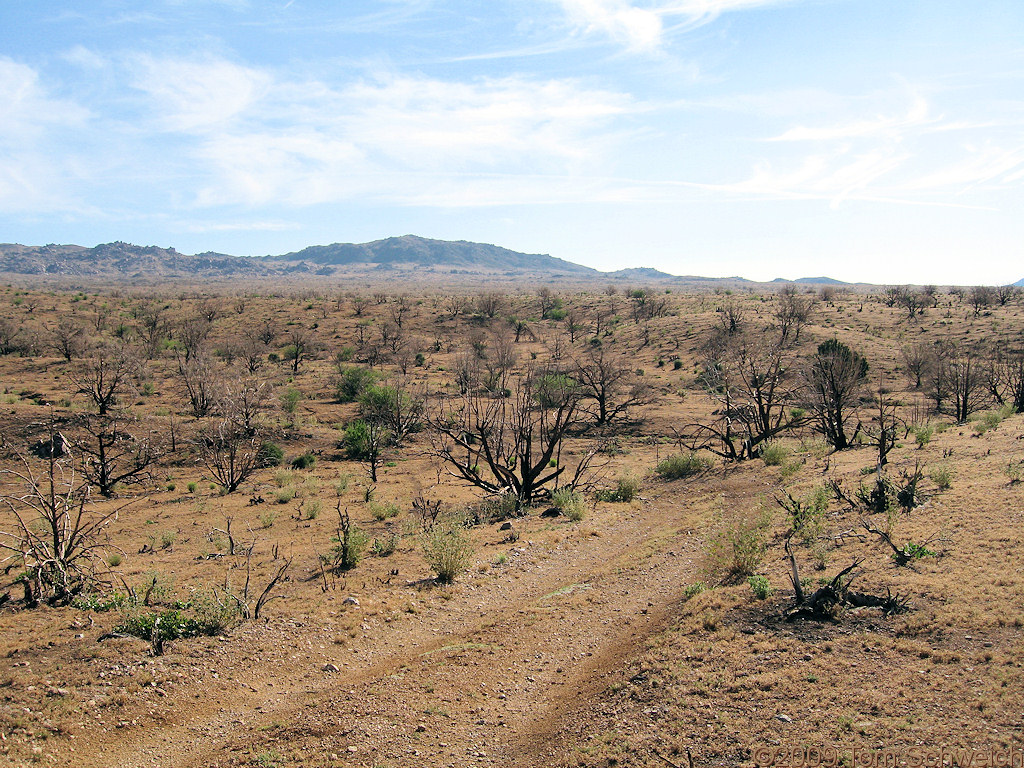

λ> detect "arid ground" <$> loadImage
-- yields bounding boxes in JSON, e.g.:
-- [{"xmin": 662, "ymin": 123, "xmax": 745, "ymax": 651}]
[{"xmin": 0, "ymin": 282, "xmax": 1022, "ymax": 768}]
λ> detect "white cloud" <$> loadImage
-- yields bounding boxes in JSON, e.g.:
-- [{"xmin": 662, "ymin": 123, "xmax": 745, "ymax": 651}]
[
  {"xmin": 0, "ymin": 58, "xmax": 89, "ymax": 137},
  {"xmin": 129, "ymin": 54, "xmax": 271, "ymax": 131},
  {"xmin": 125, "ymin": 61, "xmax": 639, "ymax": 207},
  {"xmin": 0, "ymin": 58, "xmax": 93, "ymax": 212},
  {"xmin": 338, "ymin": 73, "xmax": 632, "ymax": 169},
  {"xmin": 904, "ymin": 144, "xmax": 1024, "ymax": 192},
  {"xmin": 557, "ymin": 0, "xmax": 664, "ymax": 50},
  {"xmin": 718, "ymin": 87, "xmax": 1024, "ymax": 207},
  {"xmin": 769, "ymin": 95, "xmax": 934, "ymax": 142},
  {"xmin": 549, "ymin": 0, "xmax": 795, "ymax": 51}
]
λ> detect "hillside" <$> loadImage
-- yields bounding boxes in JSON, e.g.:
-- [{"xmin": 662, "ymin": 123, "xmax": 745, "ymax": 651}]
[
  {"xmin": 0, "ymin": 236, "xmax": 596, "ymax": 280},
  {"xmin": 274, "ymin": 235, "xmax": 596, "ymax": 275},
  {"xmin": 0, "ymin": 242, "xmax": 275, "ymax": 279}
]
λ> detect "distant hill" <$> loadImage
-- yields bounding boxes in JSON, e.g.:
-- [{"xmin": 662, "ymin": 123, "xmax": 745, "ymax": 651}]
[
  {"xmin": 0, "ymin": 236, "xmax": 598, "ymax": 280},
  {"xmin": 772, "ymin": 276, "xmax": 848, "ymax": 285},
  {"xmin": 1013, "ymin": 277, "xmax": 1024, "ymax": 287},
  {"xmin": 604, "ymin": 267, "xmax": 676, "ymax": 281},
  {"xmin": 275, "ymin": 235, "xmax": 596, "ymax": 276},
  {"xmin": 0, "ymin": 237, "xmax": 875, "ymax": 285},
  {"xmin": 0, "ymin": 241, "xmax": 275, "ymax": 279}
]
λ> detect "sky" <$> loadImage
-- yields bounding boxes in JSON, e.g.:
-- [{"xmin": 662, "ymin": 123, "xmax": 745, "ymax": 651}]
[{"xmin": 1, "ymin": 1, "xmax": 1023, "ymax": 284}]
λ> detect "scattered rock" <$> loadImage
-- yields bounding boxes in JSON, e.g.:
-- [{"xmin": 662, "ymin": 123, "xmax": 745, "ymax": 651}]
[
  {"xmin": 343, "ymin": 596, "xmax": 360, "ymax": 607},
  {"xmin": 776, "ymin": 714, "xmax": 792, "ymax": 723},
  {"xmin": 323, "ymin": 663, "xmax": 340, "ymax": 673}
]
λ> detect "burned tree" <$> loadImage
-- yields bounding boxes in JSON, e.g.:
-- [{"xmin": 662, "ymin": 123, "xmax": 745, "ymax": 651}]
[
  {"xmin": 51, "ymin": 318, "xmax": 88, "ymax": 361},
  {"xmin": 76, "ymin": 414, "xmax": 162, "ymax": 497},
  {"xmin": 804, "ymin": 339, "xmax": 867, "ymax": 450},
  {"xmin": 986, "ymin": 346, "xmax": 1024, "ymax": 413},
  {"xmin": 71, "ymin": 347, "xmax": 138, "ymax": 416},
  {"xmin": 573, "ymin": 346, "xmax": 651, "ymax": 427},
  {"xmin": 428, "ymin": 365, "xmax": 590, "ymax": 509},
  {"xmin": 682, "ymin": 332, "xmax": 802, "ymax": 460},
  {"xmin": 940, "ymin": 342, "xmax": 988, "ymax": 423},
  {"xmin": 197, "ymin": 419, "xmax": 263, "ymax": 494},
  {"xmin": 774, "ymin": 287, "xmax": 815, "ymax": 345},
  {"xmin": 177, "ymin": 351, "xmax": 221, "ymax": 418},
  {"xmin": 1, "ymin": 426, "xmax": 131, "ymax": 605}
]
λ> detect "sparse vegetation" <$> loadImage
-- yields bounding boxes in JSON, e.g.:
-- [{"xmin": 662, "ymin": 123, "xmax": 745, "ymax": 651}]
[
  {"xmin": 421, "ymin": 520, "xmax": 474, "ymax": 584},
  {"xmin": 0, "ymin": 281, "xmax": 1022, "ymax": 766},
  {"xmin": 656, "ymin": 451, "xmax": 711, "ymax": 479}
]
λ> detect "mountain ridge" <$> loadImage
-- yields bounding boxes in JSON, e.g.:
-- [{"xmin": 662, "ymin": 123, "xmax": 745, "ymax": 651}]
[{"xmin": 0, "ymin": 236, "xmax": 848, "ymax": 285}]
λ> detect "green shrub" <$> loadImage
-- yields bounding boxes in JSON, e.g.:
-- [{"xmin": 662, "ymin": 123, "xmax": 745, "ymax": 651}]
[
  {"xmin": 551, "ymin": 487, "xmax": 585, "ymax": 522},
  {"xmin": 656, "ymin": 452, "xmax": 711, "ymax": 480},
  {"xmin": 472, "ymin": 492, "xmax": 521, "ymax": 523},
  {"xmin": 279, "ymin": 387, "xmax": 302, "ymax": 415},
  {"xmin": 334, "ymin": 473, "xmax": 351, "ymax": 496},
  {"xmin": 897, "ymin": 542, "xmax": 936, "ymax": 562},
  {"xmin": 705, "ymin": 509, "xmax": 771, "ymax": 581},
  {"xmin": 291, "ymin": 453, "xmax": 316, "ymax": 470},
  {"xmin": 259, "ymin": 511, "xmax": 276, "ymax": 529},
  {"xmin": 973, "ymin": 411, "xmax": 1002, "ymax": 435},
  {"xmin": 683, "ymin": 582, "xmax": 708, "ymax": 600},
  {"xmin": 372, "ymin": 533, "xmax": 399, "ymax": 557},
  {"xmin": 115, "ymin": 594, "xmax": 236, "ymax": 643},
  {"xmin": 187, "ymin": 481, "xmax": 198, "ymax": 493},
  {"xmin": 748, "ymin": 574, "xmax": 773, "ymax": 600},
  {"xmin": 107, "ymin": 553, "xmax": 123, "ymax": 568},
  {"xmin": 532, "ymin": 373, "xmax": 578, "ymax": 408},
  {"xmin": 914, "ymin": 424, "xmax": 934, "ymax": 448},
  {"xmin": 74, "ymin": 591, "xmax": 131, "ymax": 612},
  {"xmin": 343, "ymin": 419, "xmax": 390, "ymax": 461},
  {"xmin": 370, "ymin": 501, "xmax": 401, "ymax": 521},
  {"xmin": 274, "ymin": 486, "xmax": 295, "ymax": 504},
  {"xmin": 596, "ymin": 474, "xmax": 641, "ymax": 503},
  {"xmin": 258, "ymin": 441, "xmax": 285, "ymax": 467},
  {"xmin": 327, "ymin": 518, "xmax": 369, "ymax": 571},
  {"xmin": 422, "ymin": 522, "xmax": 474, "ymax": 584},
  {"xmin": 760, "ymin": 442, "xmax": 789, "ymax": 466},
  {"xmin": 929, "ymin": 464, "xmax": 954, "ymax": 490},
  {"xmin": 779, "ymin": 459, "xmax": 802, "ymax": 479},
  {"xmin": 779, "ymin": 485, "xmax": 829, "ymax": 543},
  {"xmin": 1007, "ymin": 463, "xmax": 1023, "ymax": 484},
  {"xmin": 335, "ymin": 366, "xmax": 379, "ymax": 402}
]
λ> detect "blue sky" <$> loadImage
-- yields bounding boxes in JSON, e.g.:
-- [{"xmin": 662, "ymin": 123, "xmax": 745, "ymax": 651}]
[{"xmin": 2, "ymin": 1, "xmax": 1023, "ymax": 284}]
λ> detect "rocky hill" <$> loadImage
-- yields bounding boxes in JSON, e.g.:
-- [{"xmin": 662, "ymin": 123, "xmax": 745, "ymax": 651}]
[
  {"xmin": 0, "ymin": 242, "xmax": 275, "ymax": 279},
  {"xmin": 275, "ymin": 235, "xmax": 596, "ymax": 275},
  {"xmin": 0, "ymin": 236, "xmax": 596, "ymax": 280}
]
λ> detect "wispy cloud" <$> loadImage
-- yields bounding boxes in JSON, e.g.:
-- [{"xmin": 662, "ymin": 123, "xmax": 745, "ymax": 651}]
[
  {"xmin": 549, "ymin": 0, "xmax": 796, "ymax": 51},
  {"xmin": 768, "ymin": 95, "xmax": 934, "ymax": 142},
  {"xmin": 0, "ymin": 58, "xmax": 94, "ymax": 212},
  {"xmin": 118, "ymin": 55, "xmax": 639, "ymax": 207},
  {"xmin": 717, "ymin": 86, "xmax": 1024, "ymax": 208},
  {"xmin": 129, "ymin": 54, "xmax": 271, "ymax": 131}
]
